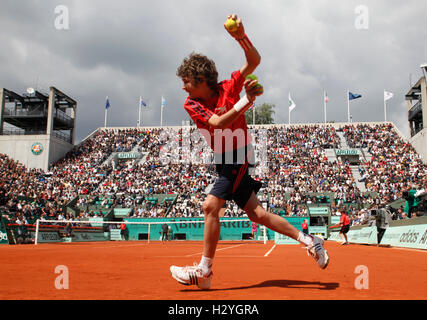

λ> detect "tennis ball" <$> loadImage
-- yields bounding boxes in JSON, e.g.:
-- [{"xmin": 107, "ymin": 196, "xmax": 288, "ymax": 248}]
[
  {"xmin": 246, "ymin": 74, "xmax": 263, "ymax": 94},
  {"xmin": 225, "ymin": 18, "xmax": 238, "ymax": 32},
  {"xmin": 246, "ymin": 74, "xmax": 258, "ymax": 81},
  {"xmin": 254, "ymin": 83, "xmax": 264, "ymax": 95}
]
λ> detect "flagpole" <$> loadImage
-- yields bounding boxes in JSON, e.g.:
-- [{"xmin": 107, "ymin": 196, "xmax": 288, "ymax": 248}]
[
  {"xmin": 383, "ymin": 90, "xmax": 387, "ymax": 122},
  {"xmin": 104, "ymin": 96, "xmax": 108, "ymax": 128},
  {"xmin": 347, "ymin": 90, "xmax": 350, "ymax": 123},
  {"xmin": 324, "ymin": 90, "xmax": 327, "ymax": 124},
  {"xmin": 253, "ymin": 103, "xmax": 255, "ymax": 125},
  {"xmin": 160, "ymin": 105, "xmax": 163, "ymax": 127},
  {"xmin": 138, "ymin": 97, "xmax": 142, "ymax": 127}
]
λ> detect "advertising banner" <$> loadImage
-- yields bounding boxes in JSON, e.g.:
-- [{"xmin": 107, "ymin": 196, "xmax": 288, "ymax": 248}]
[
  {"xmin": 0, "ymin": 218, "xmax": 8, "ymax": 244},
  {"xmin": 275, "ymin": 217, "xmax": 305, "ymax": 244},
  {"xmin": 0, "ymin": 231, "xmax": 8, "ymax": 244},
  {"xmin": 329, "ymin": 226, "xmax": 377, "ymax": 245},
  {"xmin": 381, "ymin": 224, "xmax": 427, "ymax": 249},
  {"xmin": 29, "ymin": 230, "xmax": 107, "ymax": 243},
  {"xmin": 330, "ymin": 223, "xmax": 427, "ymax": 249}
]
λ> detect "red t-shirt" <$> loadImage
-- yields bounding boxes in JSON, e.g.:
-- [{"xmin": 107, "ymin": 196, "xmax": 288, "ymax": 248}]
[
  {"xmin": 340, "ymin": 214, "xmax": 350, "ymax": 226},
  {"xmin": 184, "ymin": 70, "xmax": 253, "ymax": 154}
]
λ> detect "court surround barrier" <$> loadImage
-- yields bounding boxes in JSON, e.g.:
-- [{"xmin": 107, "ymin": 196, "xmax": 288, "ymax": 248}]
[
  {"xmin": 17, "ymin": 222, "xmax": 108, "ymax": 244},
  {"xmin": 32, "ymin": 218, "xmax": 270, "ymax": 244},
  {"xmin": 329, "ymin": 216, "xmax": 427, "ymax": 249},
  {"xmin": 0, "ymin": 217, "xmax": 8, "ymax": 245},
  {"xmin": 329, "ymin": 225, "xmax": 377, "ymax": 244},
  {"xmin": 30, "ymin": 216, "xmax": 306, "ymax": 244},
  {"xmin": 124, "ymin": 217, "xmax": 264, "ymax": 241},
  {"xmin": 17, "ymin": 215, "xmax": 427, "ymax": 250}
]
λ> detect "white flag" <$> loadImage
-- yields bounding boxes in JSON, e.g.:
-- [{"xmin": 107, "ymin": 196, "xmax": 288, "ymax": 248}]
[
  {"xmin": 384, "ymin": 91, "xmax": 394, "ymax": 101},
  {"xmin": 289, "ymin": 93, "xmax": 296, "ymax": 112}
]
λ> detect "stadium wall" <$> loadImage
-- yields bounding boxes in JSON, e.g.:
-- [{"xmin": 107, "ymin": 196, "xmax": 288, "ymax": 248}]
[
  {"xmin": 124, "ymin": 217, "xmax": 309, "ymax": 241},
  {"xmin": 0, "ymin": 134, "xmax": 73, "ymax": 171},
  {"xmin": 126, "ymin": 218, "xmax": 258, "ymax": 241},
  {"xmin": 30, "ymin": 225, "xmax": 108, "ymax": 243},
  {"xmin": 409, "ymin": 128, "xmax": 427, "ymax": 164}
]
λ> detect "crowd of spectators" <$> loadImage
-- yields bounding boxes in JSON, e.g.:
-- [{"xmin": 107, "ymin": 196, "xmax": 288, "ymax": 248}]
[
  {"xmin": 262, "ymin": 125, "xmax": 361, "ymax": 215},
  {"xmin": 343, "ymin": 123, "xmax": 427, "ymax": 203}
]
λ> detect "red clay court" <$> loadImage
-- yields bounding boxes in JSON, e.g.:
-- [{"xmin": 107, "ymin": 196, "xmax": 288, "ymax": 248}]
[{"xmin": 1, "ymin": 240, "xmax": 426, "ymax": 300}]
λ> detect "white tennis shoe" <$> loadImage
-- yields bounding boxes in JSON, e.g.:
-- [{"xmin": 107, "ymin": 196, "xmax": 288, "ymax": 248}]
[
  {"xmin": 170, "ymin": 264, "xmax": 212, "ymax": 290},
  {"xmin": 305, "ymin": 235, "xmax": 330, "ymax": 269}
]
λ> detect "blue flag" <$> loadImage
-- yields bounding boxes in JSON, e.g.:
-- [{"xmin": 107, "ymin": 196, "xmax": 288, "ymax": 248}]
[
  {"xmin": 140, "ymin": 97, "xmax": 147, "ymax": 107},
  {"xmin": 349, "ymin": 92, "xmax": 362, "ymax": 101},
  {"xmin": 105, "ymin": 97, "xmax": 111, "ymax": 109}
]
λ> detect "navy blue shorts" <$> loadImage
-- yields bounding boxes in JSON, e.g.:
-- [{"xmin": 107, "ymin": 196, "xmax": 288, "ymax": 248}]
[
  {"xmin": 340, "ymin": 225, "xmax": 350, "ymax": 234},
  {"xmin": 209, "ymin": 162, "xmax": 263, "ymax": 210}
]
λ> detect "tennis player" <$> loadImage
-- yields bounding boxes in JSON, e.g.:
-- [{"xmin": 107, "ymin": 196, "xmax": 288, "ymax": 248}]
[
  {"xmin": 330, "ymin": 208, "xmax": 350, "ymax": 245},
  {"xmin": 170, "ymin": 14, "xmax": 329, "ymax": 290}
]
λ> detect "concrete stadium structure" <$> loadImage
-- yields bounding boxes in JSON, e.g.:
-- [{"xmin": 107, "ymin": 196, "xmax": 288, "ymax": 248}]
[
  {"xmin": 0, "ymin": 87, "xmax": 77, "ymax": 171},
  {"xmin": 407, "ymin": 74, "xmax": 427, "ymax": 164}
]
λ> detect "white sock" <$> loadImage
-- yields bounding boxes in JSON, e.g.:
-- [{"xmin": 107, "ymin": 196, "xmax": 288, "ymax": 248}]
[
  {"xmin": 198, "ymin": 256, "xmax": 213, "ymax": 276},
  {"xmin": 297, "ymin": 232, "xmax": 314, "ymax": 246}
]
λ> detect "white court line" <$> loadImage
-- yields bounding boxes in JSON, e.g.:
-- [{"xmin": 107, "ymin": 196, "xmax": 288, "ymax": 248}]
[
  {"xmin": 185, "ymin": 243, "xmax": 245, "ymax": 257},
  {"xmin": 156, "ymin": 255, "xmax": 263, "ymax": 258},
  {"xmin": 264, "ymin": 244, "xmax": 276, "ymax": 257},
  {"xmin": 91, "ymin": 243, "xmax": 149, "ymax": 249}
]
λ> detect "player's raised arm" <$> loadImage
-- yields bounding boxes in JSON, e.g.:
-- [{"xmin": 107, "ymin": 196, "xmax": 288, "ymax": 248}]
[
  {"xmin": 224, "ymin": 14, "xmax": 261, "ymax": 79},
  {"xmin": 208, "ymin": 77, "xmax": 263, "ymax": 129}
]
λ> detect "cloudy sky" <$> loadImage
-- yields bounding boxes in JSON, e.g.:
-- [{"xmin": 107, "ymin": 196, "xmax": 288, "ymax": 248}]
[{"xmin": 1, "ymin": 0, "xmax": 426, "ymax": 142}]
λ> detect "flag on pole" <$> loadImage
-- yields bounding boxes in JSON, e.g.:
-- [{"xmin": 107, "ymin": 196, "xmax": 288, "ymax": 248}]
[
  {"xmin": 324, "ymin": 91, "xmax": 329, "ymax": 124},
  {"xmin": 104, "ymin": 96, "xmax": 110, "ymax": 128},
  {"xmin": 347, "ymin": 91, "xmax": 361, "ymax": 123},
  {"xmin": 289, "ymin": 93, "xmax": 296, "ymax": 111},
  {"xmin": 138, "ymin": 97, "xmax": 147, "ymax": 127},
  {"xmin": 160, "ymin": 96, "xmax": 166, "ymax": 126},
  {"xmin": 324, "ymin": 92, "xmax": 329, "ymax": 103},
  {"xmin": 349, "ymin": 92, "xmax": 362, "ymax": 101},
  {"xmin": 384, "ymin": 91, "xmax": 394, "ymax": 101},
  {"xmin": 105, "ymin": 96, "xmax": 111, "ymax": 109},
  {"xmin": 140, "ymin": 97, "xmax": 147, "ymax": 107},
  {"xmin": 383, "ymin": 90, "xmax": 394, "ymax": 122}
]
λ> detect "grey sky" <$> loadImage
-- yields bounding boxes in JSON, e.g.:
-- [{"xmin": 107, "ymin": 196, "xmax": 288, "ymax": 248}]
[{"xmin": 0, "ymin": 0, "xmax": 426, "ymax": 142}]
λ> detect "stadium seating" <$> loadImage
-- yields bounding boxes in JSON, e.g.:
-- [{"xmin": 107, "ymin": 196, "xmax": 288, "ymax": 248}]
[{"xmin": 0, "ymin": 123, "xmax": 425, "ymax": 233}]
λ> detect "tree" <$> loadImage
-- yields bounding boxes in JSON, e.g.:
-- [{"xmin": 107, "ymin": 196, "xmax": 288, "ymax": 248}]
[{"xmin": 245, "ymin": 103, "xmax": 275, "ymax": 125}]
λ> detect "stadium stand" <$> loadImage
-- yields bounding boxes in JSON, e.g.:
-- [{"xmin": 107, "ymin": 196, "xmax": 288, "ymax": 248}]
[{"xmin": 1, "ymin": 122, "xmax": 426, "ymax": 243}]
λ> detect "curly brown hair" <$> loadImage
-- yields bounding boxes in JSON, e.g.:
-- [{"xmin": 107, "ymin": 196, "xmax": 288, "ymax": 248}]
[{"xmin": 176, "ymin": 52, "xmax": 219, "ymax": 92}]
